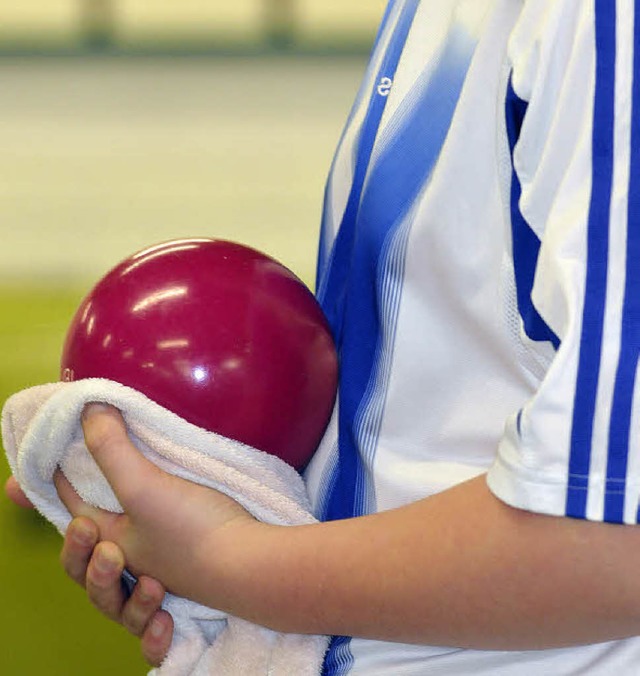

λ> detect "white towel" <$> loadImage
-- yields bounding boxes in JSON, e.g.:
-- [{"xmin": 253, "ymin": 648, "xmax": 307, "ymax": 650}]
[{"xmin": 2, "ymin": 378, "xmax": 329, "ymax": 675}]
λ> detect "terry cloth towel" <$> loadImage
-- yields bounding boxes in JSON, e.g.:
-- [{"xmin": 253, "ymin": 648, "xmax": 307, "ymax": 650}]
[{"xmin": 2, "ymin": 379, "xmax": 329, "ymax": 676}]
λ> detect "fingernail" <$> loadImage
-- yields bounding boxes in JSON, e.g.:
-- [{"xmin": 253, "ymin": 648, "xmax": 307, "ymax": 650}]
[
  {"xmin": 71, "ymin": 523, "xmax": 94, "ymax": 547},
  {"xmin": 82, "ymin": 402, "xmax": 111, "ymax": 420},
  {"xmin": 96, "ymin": 550, "xmax": 119, "ymax": 574},
  {"xmin": 136, "ymin": 582, "xmax": 152, "ymax": 604},
  {"xmin": 149, "ymin": 616, "xmax": 165, "ymax": 639}
]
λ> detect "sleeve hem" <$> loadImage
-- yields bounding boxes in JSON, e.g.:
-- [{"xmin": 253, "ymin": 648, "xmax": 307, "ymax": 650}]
[
  {"xmin": 487, "ymin": 446, "xmax": 640, "ymax": 525},
  {"xmin": 486, "ymin": 451, "xmax": 570, "ymax": 518}
]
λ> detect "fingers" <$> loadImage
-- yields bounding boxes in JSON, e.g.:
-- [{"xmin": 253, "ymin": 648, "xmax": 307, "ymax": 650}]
[
  {"xmin": 63, "ymin": 403, "xmax": 174, "ymax": 667},
  {"xmin": 141, "ymin": 609, "xmax": 174, "ymax": 667},
  {"xmin": 4, "ymin": 476, "xmax": 34, "ymax": 509},
  {"xmin": 121, "ymin": 576, "xmax": 165, "ymax": 635},
  {"xmin": 60, "ymin": 517, "xmax": 100, "ymax": 586},
  {"xmin": 86, "ymin": 554, "xmax": 172, "ymax": 667},
  {"xmin": 88, "ymin": 567, "xmax": 172, "ymax": 666},
  {"xmin": 85, "ymin": 541, "xmax": 127, "ymax": 621},
  {"xmin": 80, "ymin": 403, "xmax": 163, "ymax": 511},
  {"xmin": 60, "ymin": 521, "xmax": 172, "ymax": 667},
  {"xmin": 84, "ymin": 546, "xmax": 168, "ymax": 642}
]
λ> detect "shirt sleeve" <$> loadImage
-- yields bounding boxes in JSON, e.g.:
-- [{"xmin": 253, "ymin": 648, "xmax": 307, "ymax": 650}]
[{"xmin": 486, "ymin": 0, "xmax": 640, "ymax": 524}]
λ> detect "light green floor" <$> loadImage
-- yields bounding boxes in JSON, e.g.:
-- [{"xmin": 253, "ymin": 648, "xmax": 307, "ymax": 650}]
[{"xmin": 0, "ymin": 287, "xmax": 149, "ymax": 675}]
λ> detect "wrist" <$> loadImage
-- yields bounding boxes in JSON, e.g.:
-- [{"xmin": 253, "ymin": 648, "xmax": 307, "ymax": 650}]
[
  {"xmin": 195, "ymin": 515, "xmax": 329, "ymax": 634},
  {"xmin": 191, "ymin": 513, "xmax": 276, "ymax": 615}
]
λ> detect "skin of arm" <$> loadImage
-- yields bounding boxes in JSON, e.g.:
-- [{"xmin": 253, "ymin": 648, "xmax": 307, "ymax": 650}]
[{"xmin": 50, "ymin": 403, "xmax": 640, "ymax": 652}]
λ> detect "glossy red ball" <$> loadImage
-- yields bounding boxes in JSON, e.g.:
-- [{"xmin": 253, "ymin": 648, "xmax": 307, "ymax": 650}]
[{"xmin": 61, "ymin": 238, "xmax": 338, "ymax": 470}]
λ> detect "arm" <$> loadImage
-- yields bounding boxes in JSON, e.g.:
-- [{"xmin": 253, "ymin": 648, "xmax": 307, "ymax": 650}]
[
  {"xmin": 213, "ymin": 477, "xmax": 640, "ymax": 649},
  {"xmin": 58, "ymin": 404, "xmax": 640, "ymax": 651}
]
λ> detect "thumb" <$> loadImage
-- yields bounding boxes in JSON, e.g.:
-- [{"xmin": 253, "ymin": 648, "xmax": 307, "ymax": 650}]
[
  {"xmin": 81, "ymin": 402, "xmax": 164, "ymax": 512},
  {"xmin": 4, "ymin": 475, "xmax": 34, "ymax": 509}
]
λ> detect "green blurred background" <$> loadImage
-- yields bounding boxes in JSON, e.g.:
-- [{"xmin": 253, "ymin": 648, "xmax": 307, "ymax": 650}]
[{"xmin": 0, "ymin": 2, "xmax": 383, "ymax": 673}]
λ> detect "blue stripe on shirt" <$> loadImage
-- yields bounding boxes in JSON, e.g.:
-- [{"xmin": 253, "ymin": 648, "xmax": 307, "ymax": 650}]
[
  {"xmin": 316, "ymin": 0, "xmax": 403, "ymax": 281},
  {"xmin": 322, "ymin": 636, "xmax": 353, "ymax": 676},
  {"xmin": 566, "ymin": 0, "xmax": 616, "ymax": 520},
  {"xmin": 317, "ymin": 5, "xmax": 422, "ymax": 672},
  {"xmin": 608, "ymin": 1, "xmax": 640, "ymax": 524},
  {"xmin": 505, "ymin": 75, "xmax": 561, "ymax": 350},
  {"xmin": 322, "ymin": 23, "xmax": 477, "ymax": 525},
  {"xmin": 317, "ymin": 0, "xmax": 421, "ymax": 526},
  {"xmin": 318, "ymin": 13, "xmax": 477, "ymax": 675},
  {"xmin": 317, "ymin": 0, "xmax": 420, "ymax": 345}
]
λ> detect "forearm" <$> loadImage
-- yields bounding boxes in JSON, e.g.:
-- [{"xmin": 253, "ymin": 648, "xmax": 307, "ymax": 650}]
[{"xmin": 193, "ymin": 475, "xmax": 640, "ymax": 649}]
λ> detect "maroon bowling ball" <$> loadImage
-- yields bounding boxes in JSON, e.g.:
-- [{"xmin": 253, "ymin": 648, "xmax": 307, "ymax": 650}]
[{"xmin": 61, "ymin": 238, "xmax": 338, "ymax": 470}]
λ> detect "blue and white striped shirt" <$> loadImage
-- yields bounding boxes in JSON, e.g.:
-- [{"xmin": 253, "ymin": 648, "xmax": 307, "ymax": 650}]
[{"xmin": 305, "ymin": 0, "xmax": 640, "ymax": 673}]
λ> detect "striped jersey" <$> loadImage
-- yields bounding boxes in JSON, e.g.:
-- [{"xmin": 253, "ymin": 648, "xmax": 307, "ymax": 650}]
[{"xmin": 304, "ymin": 0, "xmax": 640, "ymax": 673}]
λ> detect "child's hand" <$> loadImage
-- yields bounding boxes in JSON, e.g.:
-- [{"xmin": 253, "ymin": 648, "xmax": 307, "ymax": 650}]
[
  {"xmin": 61, "ymin": 516, "xmax": 174, "ymax": 667},
  {"xmin": 55, "ymin": 403, "xmax": 259, "ymax": 658},
  {"xmin": 55, "ymin": 403, "xmax": 254, "ymax": 589}
]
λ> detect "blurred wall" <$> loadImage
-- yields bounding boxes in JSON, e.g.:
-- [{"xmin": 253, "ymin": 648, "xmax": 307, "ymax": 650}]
[
  {"xmin": 1, "ymin": 1, "xmax": 385, "ymax": 51},
  {"xmin": 0, "ymin": 1, "xmax": 385, "ymax": 288},
  {"xmin": 0, "ymin": 56, "xmax": 366, "ymax": 289}
]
